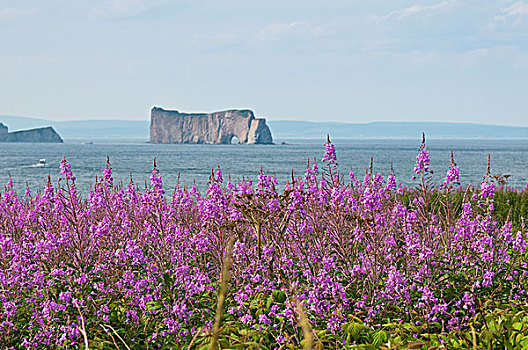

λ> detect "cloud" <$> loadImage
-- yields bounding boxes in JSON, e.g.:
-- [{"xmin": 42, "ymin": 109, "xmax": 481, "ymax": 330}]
[
  {"xmin": 0, "ymin": 8, "xmax": 36, "ymax": 20},
  {"xmin": 503, "ymin": 1, "xmax": 528, "ymax": 17},
  {"xmin": 195, "ymin": 32, "xmax": 239, "ymax": 43},
  {"xmin": 92, "ymin": 0, "xmax": 169, "ymax": 19},
  {"xmin": 252, "ymin": 22, "xmax": 309, "ymax": 42},
  {"xmin": 493, "ymin": 1, "xmax": 528, "ymax": 23},
  {"xmin": 250, "ymin": 21, "xmax": 328, "ymax": 44},
  {"xmin": 372, "ymin": 0, "xmax": 456, "ymax": 22}
]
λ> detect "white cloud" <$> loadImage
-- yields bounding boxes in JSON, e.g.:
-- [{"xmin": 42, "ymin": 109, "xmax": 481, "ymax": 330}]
[
  {"xmin": 0, "ymin": 8, "xmax": 36, "ymax": 20},
  {"xmin": 372, "ymin": 0, "xmax": 456, "ymax": 22},
  {"xmin": 503, "ymin": 1, "xmax": 528, "ymax": 17},
  {"xmin": 195, "ymin": 32, "xmax": 239, "ymax": 43},
  {"xmin": 252, "ymin": 22, "xmax": 308, "ymax": 42},
  {"xmin": 92, "ymin": 0, "xmax": 167, "ymax": 18},
  {"xmin": 494, "ymin": 1, "xmax": 528, "ymax": 22}
]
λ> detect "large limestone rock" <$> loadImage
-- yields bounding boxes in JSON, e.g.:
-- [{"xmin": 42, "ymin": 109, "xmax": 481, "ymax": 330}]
[
  {"xmin": 0, "ymin": 123, "xmax": 63, "ymax": 143},
  {"xmin": 150, "ymin": 107, "xmax": 273, "ymax": 144}
]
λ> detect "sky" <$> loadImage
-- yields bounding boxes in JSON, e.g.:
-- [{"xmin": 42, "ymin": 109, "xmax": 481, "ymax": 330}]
[{"xmin": 1, "ymin": 0, "xmax": 528, "ymax": 126}]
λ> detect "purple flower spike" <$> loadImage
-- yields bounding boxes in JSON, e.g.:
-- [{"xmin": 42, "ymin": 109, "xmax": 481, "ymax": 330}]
[
  {"xmin": 412, "ymin": 133, "xmax": 434, "ymax": 182},
  {"xmin": 60, "ymin": 156, "xmax": 76, "ymax": 181},
  {"xmin": 322, "ymin": 135, "xmax": 337, "ymax": 165},
  {"xmin": 414, "ymin": 148, "xmax": 430, "ymax": 175},
  {"xmin": 480, "ymin": 181, "xmax": 494, "ymax": 198},
  {"xmin": 215, "ymin": 166, "xmax": 223, "ymax": 183},
  {"xmin": 442, "ymin": 151, "xmax": 460, "ymax": 188},
  {"xmin": 103, "ymin": 156, "xmax": 113, "ymax": 185}
]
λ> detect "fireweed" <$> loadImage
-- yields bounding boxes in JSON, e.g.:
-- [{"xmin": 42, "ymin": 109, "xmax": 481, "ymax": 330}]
[{"xmin": 0, "ymin": 138, "xmax": 527, "ymax": 349}]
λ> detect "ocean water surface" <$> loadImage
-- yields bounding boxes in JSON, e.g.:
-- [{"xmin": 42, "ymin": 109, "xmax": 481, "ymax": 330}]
[{"xmin": 1, "ymin": 138, "xmax": 527, "ymax": 196}]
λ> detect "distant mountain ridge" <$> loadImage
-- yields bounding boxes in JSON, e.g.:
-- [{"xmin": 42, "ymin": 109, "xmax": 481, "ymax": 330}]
[
  {"xmin": 268, "ymin": 121, "xmax": 528, "ymax": 139},
  {"xmin": 1, "ymin": 114, "xmax": 527, "ymax": 141}
]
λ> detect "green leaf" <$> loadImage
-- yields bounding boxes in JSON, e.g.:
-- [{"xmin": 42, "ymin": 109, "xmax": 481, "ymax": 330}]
[
  {"xmin": 346, "ymin": 334, "xmax": 352, "ymax": 346},
  {"xmin": 481, "ymin": 330, "xmax": 493, "ymax": 342},
  {"xmin": 519, "ymin": 336, "xmax": 528, "ymax": 347},
  {"xmin": 266, "ymin": 296, "xmax": 273, "ymax": 310},
  {"xmin": 489, "ymin": 321, "xmax": 499, "ymax": 332},
  {"xmin": 242, "ymin": 341, "xmax": 261, "ymax": 347},
  {"xmin": 316, "ymin": 330, "xmax": 328, "ymax": 338},
  {"xmin": 273, "ymin": 290, "xmax": 286, "ymax": 303},
  {"xmin": 371, "ymin": 330, "xmax": 388, "ymax": 347},
  {"xmin": 391, "ymin": 335, "xmax": 402, "ymax": 346},
  {"xmin": 407, "ymin": 340, "xmax": 425, "ymax": 349},
  {"xmin": 409, "ymin": 325, "xmax": 420, "ymax": 334},
  {"xmin": 347, "ymin": 322, "xmax": 363, "ymax": 340}
]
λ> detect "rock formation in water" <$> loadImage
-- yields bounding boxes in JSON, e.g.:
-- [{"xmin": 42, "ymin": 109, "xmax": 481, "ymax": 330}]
[
  {"xmin": 0, "ymin": 123, "xmax": 63, "ymax": 143},
  {"xmin": 150, "ymin": 107, "xmax": 273, "ymax": 144}
]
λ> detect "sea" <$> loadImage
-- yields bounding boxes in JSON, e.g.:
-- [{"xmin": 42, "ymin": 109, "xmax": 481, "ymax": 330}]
[{"xmin": 1, "ymin": 138, "xmax": 527, "ymax": 196}]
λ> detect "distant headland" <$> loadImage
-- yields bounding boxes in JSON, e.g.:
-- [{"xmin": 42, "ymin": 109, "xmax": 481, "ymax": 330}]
[
  {"xmin": 149, "ymin": 107, "xmax": 273, "ymax": 144},
  {"xmin": 0, "ymin": 123, "xmax": 63, "ymax": 143}
]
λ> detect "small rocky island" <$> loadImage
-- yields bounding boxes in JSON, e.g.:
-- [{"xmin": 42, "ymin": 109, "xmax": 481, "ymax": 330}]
[
  {"xmin": 0, "ymin": 123, "xmax": 63, "ymax": 143},
  {"xmin": 150, "ymin": 107, "xmax": 273, "ymax": 144}
]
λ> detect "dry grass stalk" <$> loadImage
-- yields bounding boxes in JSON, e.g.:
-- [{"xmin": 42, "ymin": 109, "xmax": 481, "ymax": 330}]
[
  {"xmin": 101, "ymin": 325, "xmax": 121, "ymax": 349},
  {"xmin": 209, "ymin": 237, "xmax": 236, "ymax": 350},
  {"xmin": 295, "ymin": 298, "xmax": 314, "ymax": 350},
  {"xmin": 75, "ymin": 303, "xmax": 90, "ymax": 350},
  {"xmin": 103, "ymin": 324, "xmax": 131, "ymax": 350}
]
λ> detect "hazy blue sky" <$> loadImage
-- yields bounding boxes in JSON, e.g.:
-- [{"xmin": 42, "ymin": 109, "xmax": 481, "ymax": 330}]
[{"xmin": 1, "ymin": 0, "xmax": 527, "ymax": 125}]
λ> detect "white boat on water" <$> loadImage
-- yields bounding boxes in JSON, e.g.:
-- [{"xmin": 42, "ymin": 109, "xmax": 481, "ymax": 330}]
[{"xmin": 39, "ymin": 159, "xmax": 46, "ymax": 165}]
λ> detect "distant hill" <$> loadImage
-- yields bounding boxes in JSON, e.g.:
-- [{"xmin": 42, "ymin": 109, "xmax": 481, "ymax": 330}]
[
  {"xmin": 268, "ymin": 121, "xmax": 528, "ymax": 139},
  {"xmin": 1, "ymin": 115, "xmax": 527, "ymax": 141},
  {"xmin": 0, "ymin": 115, "xmax": 149, "ymax": 140}
]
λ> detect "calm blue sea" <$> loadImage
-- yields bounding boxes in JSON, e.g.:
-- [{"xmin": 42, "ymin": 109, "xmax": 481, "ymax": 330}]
[{"xmin": 1, "ymin": 138, "xmax": 527, "ymax": 196}]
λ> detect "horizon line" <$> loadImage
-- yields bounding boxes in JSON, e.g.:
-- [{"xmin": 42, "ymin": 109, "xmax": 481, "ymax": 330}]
[{"xmin": 2, "ymin": 113, "xmax": 528, "ymax": 128}]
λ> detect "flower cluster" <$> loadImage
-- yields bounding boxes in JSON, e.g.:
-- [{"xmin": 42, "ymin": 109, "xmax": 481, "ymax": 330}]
[
  {"xmin": 442, "ymin": 151, "xmax": 460, "ymax": 188},
  {"xmin": 412, "ymin": 133, "xmax": 433, "ymax": 180},
  {"xmin": 0, "ymin": 137, "xmax": 526, "ymax": 348},
  {"xmin": 322, "ymin": 135, "xmax": 337, "ymax": 165},
  {"xmin": 59, "ymin": 156, "xmax": 75, "ymax": 181}
]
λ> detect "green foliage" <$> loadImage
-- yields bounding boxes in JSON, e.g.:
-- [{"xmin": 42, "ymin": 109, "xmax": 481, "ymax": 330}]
[
  {"xmin": 400, "ymin": 187, "xmax": 528, "ymax": 231},
  {"xmin": 494, "ymin": 188, "xmax": 528, "ymax": 231}
]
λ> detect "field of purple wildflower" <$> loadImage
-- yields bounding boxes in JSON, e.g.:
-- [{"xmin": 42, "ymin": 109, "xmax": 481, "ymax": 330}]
[{"xmin": 1, "ymin": 135, "xmax": 528, "ymax": 349}]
